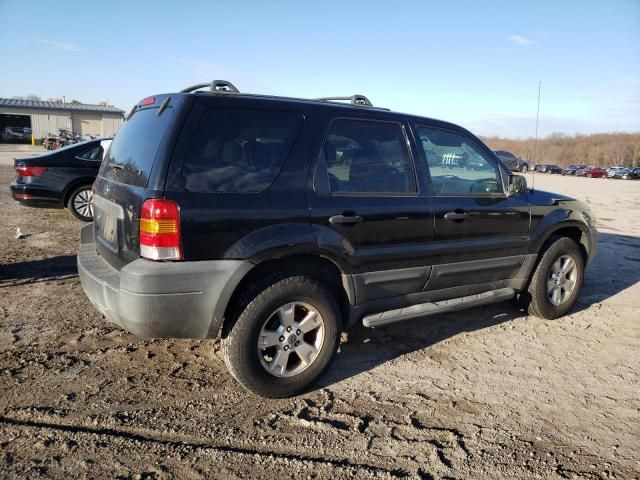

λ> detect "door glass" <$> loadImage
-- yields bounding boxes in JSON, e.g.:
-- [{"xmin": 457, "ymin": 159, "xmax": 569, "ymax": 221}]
[
  {"xmin": 182, "ymin": 108, "xmax": 302, "ymax": 193},
  {"xmin": 416, "ymin": 126, "xmax": 503, "ymax": 195},
  {"xmin": 78, "ymin": 145, "xmax": 102, "ymax": 160},
  {"xmin": 323, "ymin": 119, "xmax": 415, "ymax": 193}
]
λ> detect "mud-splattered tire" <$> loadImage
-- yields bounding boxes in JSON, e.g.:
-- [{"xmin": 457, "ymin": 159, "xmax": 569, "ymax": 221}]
[
  {"xmin": 522, "ymin": 237, "xmax": 585, "ymax": 319},
  {"xmin": 222, "ymin": 276, "xmax": 341, "ymax": 398}
]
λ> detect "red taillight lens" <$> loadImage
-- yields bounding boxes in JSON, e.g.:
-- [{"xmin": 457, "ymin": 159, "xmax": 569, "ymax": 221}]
[
  {"xmin": 16, "ymin": 164, "xmax": 47, "ymax": 176},
  {"xmin": 139, "ymin": 199, "xmax": 182, "ymax": 261}
]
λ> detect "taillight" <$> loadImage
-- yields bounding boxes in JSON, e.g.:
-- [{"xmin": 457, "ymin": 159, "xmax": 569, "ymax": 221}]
[
  {"xmin": 16, "ymin": 164, "xmax": 47, "ymax": 176},
  {"xmin": 139, "ymin": 199, "xmax": 182, "ymax": 261}
]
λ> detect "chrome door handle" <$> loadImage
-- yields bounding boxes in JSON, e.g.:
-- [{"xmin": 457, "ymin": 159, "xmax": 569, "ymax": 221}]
[
  {"xmin": 444, "ymin": 211, "xmax": 469, "ymax": 221},
  {"xmin": 329, "ymin": 214, "xmax": 364, "ymax": 225}
]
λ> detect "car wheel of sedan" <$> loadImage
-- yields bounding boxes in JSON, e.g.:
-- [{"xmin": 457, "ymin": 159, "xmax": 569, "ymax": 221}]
[
  {"xmin": 67, "ymin": 185, "xmax": 94, "ymax": 222},
  {"xmin": 521, "ymin": 237, "xmax": 584, "ymax": 320},
  {"xmin": 622, "ymin": 174, "xmax": 629, "ymax": 180},
  {"xmin": 520, "ymin": 164, "xmax": 528, "ymax": 173},
  {"xmin": 222, "ymin": 275, "xmax": 341, "ymax": 398}
]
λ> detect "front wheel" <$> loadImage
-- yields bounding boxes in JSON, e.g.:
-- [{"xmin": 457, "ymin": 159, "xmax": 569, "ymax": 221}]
[
  {"xmin": 521, "ymin": 237, "xmax": 584, "ymax": 319},
  {"xmin": 67, "ymin": 185, "xmax": 94, "ymax": 222},
  {"xmin": 222, "ymin": 276, "xmax": 341, "ymax": 398}
]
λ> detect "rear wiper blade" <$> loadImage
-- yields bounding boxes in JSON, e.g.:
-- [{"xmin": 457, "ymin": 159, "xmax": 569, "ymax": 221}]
[{"xmin": 111, "ymin": 163, "xmax": 141, "ymax": 175}]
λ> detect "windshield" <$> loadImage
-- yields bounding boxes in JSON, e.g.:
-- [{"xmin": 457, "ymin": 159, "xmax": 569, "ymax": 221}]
[{"xmin": 99, "ymin": 107, "xmax": 174, "ymax": 187}]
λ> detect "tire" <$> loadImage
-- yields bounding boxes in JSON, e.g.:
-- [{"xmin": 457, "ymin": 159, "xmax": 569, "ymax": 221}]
[
  {"xmin": 520, "ymin": 164, "xmax": 528, "ymax": 173},
  {"xmin": 222, "ymin": 276, "xmax": 341, "ymax": 398},
  {"xmin": 587, "ymin": 173, "xmax": 592, "ymax": 178},
  {"xmin": 67, "ymin": 185, "xmax": 94, "ymax": 222},
  {"xmin": 622, "ymin": 175, "xmax": 629, "ymax": 180},
  {"xmin": 522, "ymin": 237, "xmax": 584, "ymax": 319}
]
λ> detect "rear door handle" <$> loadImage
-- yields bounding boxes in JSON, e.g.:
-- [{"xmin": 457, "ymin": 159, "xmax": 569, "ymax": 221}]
[
  {"xmin": 329, "ymin": 214, "xmax": 364, "ymax": 225},
  {"xmin": 444, "ymin": 211, "xmax": 469, "ymax": 221}
]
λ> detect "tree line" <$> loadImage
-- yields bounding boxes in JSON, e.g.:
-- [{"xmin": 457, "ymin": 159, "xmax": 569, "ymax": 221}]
[{"xmin": 482, "ymin": 132, "xmax": 640, "ymax": 168}]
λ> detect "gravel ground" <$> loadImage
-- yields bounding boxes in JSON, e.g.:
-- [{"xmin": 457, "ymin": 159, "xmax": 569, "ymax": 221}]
[{"xmin": 1, "ymin": 145, "xmax": 639, "ymax": 479}]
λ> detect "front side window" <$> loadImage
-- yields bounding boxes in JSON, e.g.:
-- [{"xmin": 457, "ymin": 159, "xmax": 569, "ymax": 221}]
[
  {"xmin": 182, "ymin": 108, "xmax": 302, "ymax": 193},
  {"xmin": 416, "ymin": 126, "xmax": 503, "ymax": 195},
  {"xmin": 323, "ymin": 119, "xmax": 415, "ymax": 194}
]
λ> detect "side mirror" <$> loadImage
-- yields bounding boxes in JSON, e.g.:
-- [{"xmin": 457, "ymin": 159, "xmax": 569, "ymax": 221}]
[{"xmin": 508, "ymin": 174, "xmax": 527, "ymax": 195}]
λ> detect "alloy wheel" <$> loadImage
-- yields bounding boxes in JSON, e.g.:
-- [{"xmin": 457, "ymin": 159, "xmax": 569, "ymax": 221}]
[
  {"xmin": 547, "ymin": 255, "xmax": 578, "ymax": 306},
  {"xmin": 257, "ymin": 302, "xmax": 325, "ymax": 377},
  {"xmin": 73, "ymin": 189, "xmax": 94, "ymax": 219}
]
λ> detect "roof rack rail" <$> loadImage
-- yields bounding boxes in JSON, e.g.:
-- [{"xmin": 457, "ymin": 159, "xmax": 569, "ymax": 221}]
[
  {"xmin": 315, "ymin": 94, "xmax": 373, "ymax": 107},
  {"xmin": 180, "ymin": 80, "xmax": 240, "ymax": 94}
]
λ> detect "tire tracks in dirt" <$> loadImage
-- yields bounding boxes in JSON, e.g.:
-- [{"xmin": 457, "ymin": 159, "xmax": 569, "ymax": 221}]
[{"xmin": 0, "ymin": 415, "xmax": 409, "ymax": 477}]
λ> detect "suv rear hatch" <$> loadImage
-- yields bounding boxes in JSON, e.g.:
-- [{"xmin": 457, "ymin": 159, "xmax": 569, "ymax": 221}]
[{"xmin": 93, "ymin": 94, "xmax": 191, "ymax": 269}]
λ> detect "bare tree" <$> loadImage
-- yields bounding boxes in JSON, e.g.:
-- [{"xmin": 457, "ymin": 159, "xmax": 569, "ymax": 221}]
[{"xmin": 483, "ymin": 132, "xmax": 640, "ymax": 168}]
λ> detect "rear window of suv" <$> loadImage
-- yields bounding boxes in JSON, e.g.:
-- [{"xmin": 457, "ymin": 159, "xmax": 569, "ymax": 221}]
[
  {"xmin": 99, "ymin": 107, "xmax": 174, "ymax": 187},
  {"xmin": 182, "ymin": 108, "xmax": 302, "ymax": 193}
]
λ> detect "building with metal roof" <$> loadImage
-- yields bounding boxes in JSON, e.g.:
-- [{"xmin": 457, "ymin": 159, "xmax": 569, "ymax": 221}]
[{"xmin": 0, "ymin": 98, "xmax": 124, "ymax": 142}]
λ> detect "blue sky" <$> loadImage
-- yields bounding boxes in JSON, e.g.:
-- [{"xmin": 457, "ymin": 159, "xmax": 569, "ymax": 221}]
[{"xmin": 0, "ymin": 0, "xmax": 638, "ymax": 138}]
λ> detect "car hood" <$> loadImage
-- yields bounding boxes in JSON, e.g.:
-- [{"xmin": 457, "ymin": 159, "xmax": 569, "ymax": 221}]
[{"xmin": 529, "ymin": 189, "xmax": 577, "ymax": 206}]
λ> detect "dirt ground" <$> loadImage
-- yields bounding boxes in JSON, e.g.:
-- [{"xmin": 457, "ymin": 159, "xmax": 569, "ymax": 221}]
[{"xmin": 1, "ymin": 145, "xmax": 639, "ymax": 479}]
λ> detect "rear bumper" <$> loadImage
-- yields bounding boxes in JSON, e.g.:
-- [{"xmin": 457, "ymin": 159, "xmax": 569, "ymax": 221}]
[
  {"xmin": 10, "ymin": 182, "xmax": 63, "ymax": 208},
  {"xmin": 77, "ymin": 225, "xmax": 253, "ymax": 338}
]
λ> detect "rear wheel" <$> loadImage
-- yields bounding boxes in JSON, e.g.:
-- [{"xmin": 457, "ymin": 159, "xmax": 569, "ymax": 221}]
[
  {"xmin": 522, "ymin": 237, "xmax": 584, "ymax": 319},
  {"xmin": 520, "ymin": 164, "xmax": 529, "ymax": 173},
  {"xmin": 222, "ymin": 276, "xmax": 341, "ymax": 398},
  {"xmin": 67, "ymin": 185, "xmax": 94, "ymax": 222}
]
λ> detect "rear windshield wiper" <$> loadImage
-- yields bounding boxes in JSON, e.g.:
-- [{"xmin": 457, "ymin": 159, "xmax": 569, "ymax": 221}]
[{"xmin": 111, "ymin": 162, "xmax": 141, "ymax": 176}]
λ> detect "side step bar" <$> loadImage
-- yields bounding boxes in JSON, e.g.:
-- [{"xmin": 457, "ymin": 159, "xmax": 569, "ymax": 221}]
[{"xmin": 361, "ymin": 288, "xmax": 516, "ymax": 328}]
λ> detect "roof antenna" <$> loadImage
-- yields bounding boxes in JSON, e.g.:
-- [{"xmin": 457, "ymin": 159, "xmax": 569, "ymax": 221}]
[{"xmin": 532, "ymin": 81, "xmax": 542, "ymax": 192}]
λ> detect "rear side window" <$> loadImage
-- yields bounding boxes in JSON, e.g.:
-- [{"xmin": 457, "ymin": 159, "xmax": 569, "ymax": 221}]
[
  {"xmin": 78, "ymin": 140, "xmax": 112, "ymax": 161},
  {"xmin": 100, "ymin": 108, "xmax": 174, "ymax": 187},
  {"xmin": 323, "ymin": 119, "xmax": 415, "ymax": 194},
  {"xmin": 78, "ymin": 144, "xmax": 102, "ymax": 160},
  {"xmin": 182, "ymin": 108, "xmax": 302, "ymax": 193}
]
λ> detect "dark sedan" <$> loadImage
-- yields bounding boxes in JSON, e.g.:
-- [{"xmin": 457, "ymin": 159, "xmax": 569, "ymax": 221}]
[
  {"xmin": 561, "ymin": 164, "xmax": 588, "ymax": 176},
  {"xmin": 617, "ymin": 167, "xmax": 640, "ymax": 180},
  {"xmin": 535, "ymin": 164, "xmax": 563, "ymax": 174},
  {"xmin": 10, "ymin": 138, "xmax": 112, "ymax": 221}
]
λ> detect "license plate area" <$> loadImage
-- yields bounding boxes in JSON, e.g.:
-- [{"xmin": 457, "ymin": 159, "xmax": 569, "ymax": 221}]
[{"xmin": 94, "ymin": 195, "xmax": 124, "ymax": 253}]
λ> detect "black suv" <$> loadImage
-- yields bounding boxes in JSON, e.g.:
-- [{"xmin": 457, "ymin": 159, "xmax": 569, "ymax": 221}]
[
  {"xmin": 493, "ymin": 150, "xmax": 530, "ymax": 173},
  {"xmin": 78, "ymin": 81, "xmax": 597, "ymax": 398}
]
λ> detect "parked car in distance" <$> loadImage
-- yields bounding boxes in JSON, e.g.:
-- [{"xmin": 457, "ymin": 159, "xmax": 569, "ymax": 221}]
[
  {"xmin": 576, "ymin": 166, "xmax": 607, "ymax": 178},
  {"xmin": 493, "ymin": 150, "xmax": 530, "ymax": 172},
  {"xmin": 535, "ymin": 164, "xmax": 562, "ymax": 174},
  {"xmin": 618, "ymin": 167, "xmax": 640, "ymax": 180},
  {"xmin": 561, "ymin": 164, "xmax": 588, "ymax": 176},
  {"xmin": 77, "ymin": 81, "xmax": 597, "ymax": 398},
  {"xmin": 10, "ymin": 138, "xmax": 112, "ymax": 221},
  {"xmin": 2, "ymin": 126, "xmax": 32, "ymax": 142},
  {"xmin": 607, "ymin": 166, "xmax": 631, "ymax": 178}
]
